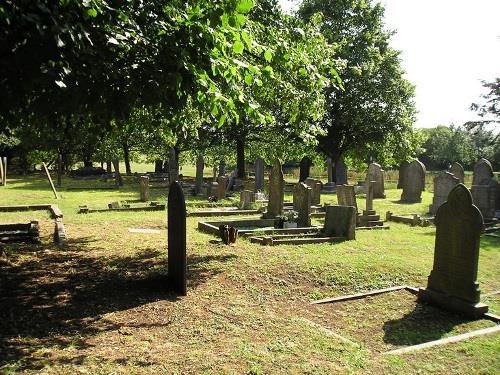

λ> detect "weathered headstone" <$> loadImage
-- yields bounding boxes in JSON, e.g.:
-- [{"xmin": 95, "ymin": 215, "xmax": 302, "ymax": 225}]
[
  {"xmin": 112, "ymin": 158, "xmax": 123, "ymax": 187},
  {"xmin": 299, "ymin": 156, "xmax": 311, "ymax": 182},
  {"xmin": 323, "ymin": 205, "xmax": 356, "ymax": 240},
  {"xmin": 226, "ymin": 169, "xmax": 238, "ymax": 192},
  {"xmin": 264, "ymin": 160, "xmax": 284, "ymax": 218},
  {"xmin": 471, "ymin": 179, "xmax": 499, "ymax": 219},
  {"xmin": 449, "ymin": 162, "xmax": 465, "ymax": 184},
  {"xmin": 218, "ymin": 160, "xmax": 226, "ymax": 178},
  {"xmin": 336, "ymin": 185, "xmax": 358, "ymax": 212},
  {"xmin": 139, "ymin": 176, "xmax": 150, "ymax": 202},
  {"xmin": 366, "ymin": 163, "xmax": 385, "ymax": 198},
  {"xmin": 212, "ymin": 166, "xmax": 217, "ymax": 182},
  {"xmin": 195, "ymin": 154, "xmax": 204, "ymax": 195},
  {"xmin": 305, "ymin": 178, "xmax": 322, "ymax": 205},
  {"xmin": 216, "ymin": 176, "xmax": 227, "ymax": 199},
  {"xmin": 472, "ymin": 158, "xmax": 493, "ymax": 186},
  {"xmin": 168, "ymin": 147, "xmax": 179, "ymax": 183},
  {"xmin": 335, "ymin": 158, "xmax": 348, "ymax": 185},
  {"xmin": 400, "ymin": 159, "xmax": 426, "ymax": 203},
  {"xmin": 240, "ymin": 190, "xmax": 256, "ymax": 209},
  {"xmin": 254, "ymin": 157, "xmax": 265, "ymax": 192},
  {"xmin": 293, "ymin": 182, "xmax": 312, "ymax": 227},
  {"xmin": 366, "ymin": 180, "xmax": 374, "ymax": 211},
  {"xmin": 429, "ymin": 171, "xmax": 459, "ymax": 215},
  {"xmin": 397, "ymin": 161, "xmax": 410, "ymax": 189},
  {"xmin": 207, "ymin": 181, "xmax": 218, "ymax": 198},
  {"xmin": 323, "ymin": 158, "xmax": 336, "ymax": 191},
  {"xmin": 167, "ymin": 181, "xmax": 187, "ymax": 296},
  {"xmin": 418, "ymin": 184, "xmax": 487, "ymax": 318}
]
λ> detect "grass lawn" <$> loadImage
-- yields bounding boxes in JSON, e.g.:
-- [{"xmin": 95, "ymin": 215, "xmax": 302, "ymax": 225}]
[{"xmin": 0, "ymin": 172, "xmax": 499, "ymax": 374}]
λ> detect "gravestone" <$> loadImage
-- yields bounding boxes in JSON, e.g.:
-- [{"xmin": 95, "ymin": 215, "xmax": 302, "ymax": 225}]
[
  {"xmin": 195, "ymin": 154, "xmax": 204, "ymax": 195},
  {"xmin": 471, "ymin": 179, "xmax": 499, "ymax": 219},
  {"xmin": 323, "ymin": 158, "xmax": 336, "ymax": 191},
  {"xmin": 167, "ymin": 181, "xmax": 187, "ymax": 296},
  {"xmin": 139, "ymin": 176, "xmax": 150, "ymax": 202},
  {"xmin": 112, "ymin": 159, "xmax": 123, "ymax": 186},
  {"xmin": 264, "ymin": 160, "xmax": 284, "ymax": 218},
  {"xmin": 305, "ymin": 178, "xmax": 322, "ymax": 205},
  {"xmin": 366, "ymin": 180, "xmax": 374, "ymax": 211},
  {"xmin": 168, "ymin": 147, "xmax": 179, "ymax": 183},
  {"xmin": 323, "ymin": 205, "xmax": 356, "ymax": 240},
  {"xmin": 418, "ymin": 184, "xmax": 488, "ymax": 318},
  {"xmin": 254, "ymin": 157, "xmax": 265, "ymax": 192},
  {"xmin": 218, "ymin": 160, "xmax": 226, "ymax": 178},
  {"xmin": 366, "ymin": 163, "xmax": 385, "ymax": 198},
  {"xmin": 336, "ymin": 185, "xmax": 358, "ymax": 213},
  {"xmin": 240, "ymin": 190, "xmax": 256, "ymax": 209},
  {"xmin": 429, "ymin": 172, "xmax": 459, "ymax": 215},
  {"xmin": 299, "ymin": 156, "xmax": 311, "ymax": 182},
  {"xmin": 472, "ymin": 158, "xmax": 493, "ymax": 186},
  {"xmin": 335, "ymin": 158, "xmax": 348, "ymax": 185},
  {"xmin": 207, "ymin": 181, "xmax": 218, "ymax": 198},
  {"xmin": 359, "ymin": 181, "xmax": 383, "ymax": 227},
  {"xmin": 449, "ymin": 162, "xmax": 465, "ymax": 184},
  {"xmin": 400, "ymin": 159, "xmax": 426, "ymax": 203},
  {"xmin": 293, "ymin": 182, "xmax": 312, "ymax": 227},
  {"xmin": 216, "ymin": 176, "xmax": 227, "ymax": 199},
  {"xmin": 212, "ymin": 166, "xmax": 217, "ymax": 182},
  {"xmin": 397, "ymin": 161, "xmax": 410, "ymax": 189},
  {"xmin": 226, "ymin": 169, "xmax": 238, "ymax": 192}
]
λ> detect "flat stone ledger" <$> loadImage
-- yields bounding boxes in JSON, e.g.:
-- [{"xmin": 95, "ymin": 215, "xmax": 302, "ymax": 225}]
[
  {"xmin": 335, "ymin": 158, "xmax": 348, "ymax": 185},
  {"xmin": 366, "ymin": 163, "xmax": 385, "ymax": 198},
  {"xmin": 418, "ymin": 184, "xmax": 488, "ymax": 318},
  {"xmin": 472, "ymin": 158, "xmax": 493, "ymax": 186},
  {"xmin": 449, "ymin": 162, "xmax": 465, "ymax": 184},
  {"xmin": 167, "ymin": 181, "xmax": 187, "ymax": 296},
  {"xmin": 195, "ymin": 154, "xmax": 204, "ymax": 195},
  {"xmin": 304, "ymin": 178, "xmax": 322, "ymax": 205},
  {"xmin": 401, "ymin": 159, "xmax": 426, "ymax": 203},
  {"xmin": 293, "ymin": 182, "xmax": 312, "ymax": 227},
  {"xmin": 430, "ymin": 171, "xmax": 459, "ymax": 215},
  {"xmin": 254, "ymin": 157, "xmax": 265, "ymax": 192},
  {"xmin": 240, "ymin": 190, "xmax": 256, "ymax": 210},
  {"xmin": 323, "ymin": 205, "xmax": 356, "ymax": 240},
  {"xmin": 216, "ymin": 176, "xmax": 228, "ymax": 199},
  {"xmin": 139, "ymin": 176, "xmax": 150, "ymax": 202},
  {"xmin": 397, "ymin": 161, "xmax": 410, "ymax": 189},
  {"xmin": 264, "ymin": 160, "xmax": 284, "ymax": 218}
]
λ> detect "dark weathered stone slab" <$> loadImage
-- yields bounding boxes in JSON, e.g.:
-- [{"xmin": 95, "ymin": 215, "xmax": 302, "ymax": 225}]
[
  {"xmin": 168, "ymin": 147, "xmax": 179, "ymax": 183},
  {"xmin": 401, "ymin": 160, "xmax": 426, "ymax": 203},
  {"xmin": 430, "ymin": 171, "xmax": 459, "ymax": 215},
  {"xmin": 335, "ymin": 158, "xmax": 348, "ymax": 185},
  {"xmin": 336, "ymin": 185, "xmax": 357, "ymax": 211},
  {"xmin": 218, "ymin": 160, "xmax": 226, "ymax": 177},
  {"xmin": 323, "ymin": 205, "xmax": 356, "ymax": 240},
  {"xmin": 254, "ymin": 157, "xmax": 265, "ymax": 192},
  {"xmin": 195, "ymin": 154, "xmax": 204, "ymax": 195},
  {"xmin": 366, "ymin": 163, "xmax": 385, "ymax": 198},
  {"xmin": 293, "ymin": 182, "xmax": 312, "ymax": 227},
  {"xmin": 449, "ymin": 162, "xmax": 465, "ymax": 184},
  {"xmin": 305, "ymin": 178, "xmax": 322, "ymax": 206},
  {"xmin": 216, "ymin": 176, "xmax": 227, "ymax": 199},
  {"xmin": 299, "ymin": 156, "xmax": 311, "ymax": 182},
  {"xmin": 397, "ymin": 161, "xmax": 410, "ymax": 189},
  {"xmin": 240, "ymin": 190, "xmax": 256, "ymax": 210},
  {"xmin": 471, "ymin": 180, "xmax": 499, "ymax": 219},
  {"xmin": 139, "ymin": 176, "xmax": 150, "ymax": 202},
  {"xmin": 418, "ymin": 184, "xmax": 488, "ymax": 318},
  {"xmin": 472, "ymin": 158, "xmax": 493, "ymax": 186},
  {"xmin": 264, "ymin": 160, "xmax": 284, "ymax": 218},
  {"xmin": 167, "ymin": 181, "xmax": 187, "ymax": 296}
]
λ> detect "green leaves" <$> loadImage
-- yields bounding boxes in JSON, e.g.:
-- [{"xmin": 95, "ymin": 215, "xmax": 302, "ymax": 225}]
[
  {"xmin": 236, "ymin": 0, "xmax": 254, "ymax": 14},
  {"xmin": 233, "ymin": 40, "xmax": 244, "ymax": 54}
]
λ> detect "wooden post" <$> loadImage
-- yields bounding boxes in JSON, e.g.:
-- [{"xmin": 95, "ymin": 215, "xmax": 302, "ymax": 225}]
[
  {"xmin": 42, "ymin": 162, "xmax": 59, "ymax": 199},
  {"xmin": 0, "ymin": 156, "xmax": 4, "ymax": 186}
]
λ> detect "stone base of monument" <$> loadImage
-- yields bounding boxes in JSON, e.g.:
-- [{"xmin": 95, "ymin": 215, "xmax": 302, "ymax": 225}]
[
  {"xmin": 359, "ymin": 210, "xmax": 384, "ymax": 227},
  {"xmin": 0, "ymin": 221, "xmax": 40, "ymax": 244},
  {"xmin": 417, "ymin": 287, "xmax": 489, "ymax": 319}
]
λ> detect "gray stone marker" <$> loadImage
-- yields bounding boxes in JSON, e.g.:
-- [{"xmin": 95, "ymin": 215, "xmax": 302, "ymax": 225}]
[
  {"xmin": 264, "ymin": 160, "xmax": 284, "ymax": 218},
  {"xmin": 471, "ymin": 180, "xmax": 499, "ymax": 219},
  {"xmin": 195, "ymin": 154, "xmax": 204, "ymax": 195},
  {"xmin": 366, "ymin": 163, "xmax": 385, "ymax": 198},
  {"xmin": 240, "ymin": 190, "xmax": 256, "ymax": 209},
  {"xmin": 254, "ymin": 157, "xmax": 265, "ymax": 192},
  {"xmin": 366, "ymin": 180, "xmax": 374, "ymax": 211},
  {"xmin": 449, "ymin": 162, "xmax": 465, "ymax": 184},
  {"xmin": 337, "ymin": 185, "xmax": 358, "ymax": 213},
  {"xmin": 400, "ymin": 159, "xmax": 426, "ymax": 203},
  {"xmin": 207, "ymin": 181, "xmax": 218, "ymax": 198},
  {"xmin": 226, "ymin": 169, "xmax": 238, "ymax": 192},
  {"xmin": 335, "ymin": 158, "xmax": 348, "ymax": 185},
  {"xmin": 168, "ymin": 147, "xmax": 179, "ymax": 183},
  {"xmin": 323, "ymin": 205, "xmax": 356, "ymax": 240},
  {"xmin": 167, "ymin": 181, "xmax": 187, "ymax": 296},
  {"xmin": 293, "ymin": 182, "xmax": 312, "ymax": 227},
  {"xmin": 429, "ymin": 171, "xmax": 459, "ymax": 215},
  {"xmin": 472, "ymin": 158, "xmax": 493, "ymax": 186},
  {"xmin": 418, "ymin": 184, "xmax": 488, "ymax": 318},
  {"xmin": 139, "ymin": 176, "xmax": 150, "ymax": 202},
  {"xmin": 216, "ymin": 176, "xmax": 227, "ymax": 199},
  {"xmin": 218, "ymin": 160, "xmax": 226, "ymax": 178},
  {"xmin": 397, "ymin": 161, "xmax": 410, "ymax": 189},
  {"xmin": 305, "ymin": 178, "xmax": 322, "ymax": 205},
  {"xmin": 323, "ymin": 158, "xmax": 336, "ymax": 191}
]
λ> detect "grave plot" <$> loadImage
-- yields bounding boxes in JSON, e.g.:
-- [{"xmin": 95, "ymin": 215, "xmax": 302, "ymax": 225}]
[{"xmin": 307, "ymin": 288, "xmax": 498, "ymax": 354}]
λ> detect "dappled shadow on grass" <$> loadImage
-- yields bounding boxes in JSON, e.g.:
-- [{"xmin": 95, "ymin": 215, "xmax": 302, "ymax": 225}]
[
  {"xmin": 0, "ymin": 237, "xmax": 235, "ymax": 371},
  {"xmin": 480, "ymin": 235, "xmax": 500, "ymax": 252},
  {"xmin": 382, "ymin": 302, "xmax": 473, "ymax": 346}
]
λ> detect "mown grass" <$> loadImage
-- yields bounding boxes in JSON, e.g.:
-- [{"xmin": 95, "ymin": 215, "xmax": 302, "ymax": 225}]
[{"xmin": 0, "ymin": 171, "xmax": 499, "ymax": 374}]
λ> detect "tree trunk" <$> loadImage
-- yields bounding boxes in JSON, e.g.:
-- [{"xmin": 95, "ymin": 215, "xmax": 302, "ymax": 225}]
[
  {"xmin": 155, "ymin": 160, "xmax": 163, "ymax": 173},
  {"xmin": 299, "ymin": 157, "xmax": 311, "ymax": 182},
  {"xmin": 112, "ymin": 158, "xmax": 123, "ymax": 186},
  {"xmin": 123, "ymin": 141, "xmax": 132, "ymax": 175},
  {"xmin": 236, "ymin": 137, "xmax": 246, "ymax": 178},
  {"xmin": 83, "ymin": 153, "xmax": 93, "ymax": 168},
  {"xmin": 106, "ymin": 160, "xmax": 112, "ymax": 173}
]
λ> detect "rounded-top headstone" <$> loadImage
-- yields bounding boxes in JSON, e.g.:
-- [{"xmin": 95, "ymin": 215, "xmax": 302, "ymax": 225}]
[{"xmin": 472, "ymin": 158, "xmax": 493, "ymax": 186}]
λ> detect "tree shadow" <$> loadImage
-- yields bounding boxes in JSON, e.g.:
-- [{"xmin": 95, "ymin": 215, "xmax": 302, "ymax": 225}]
[
  {"xmin": 0, "ymin": 238, "xmax": 236, "ymax": 371},
  {"xmin": 382, "ymin": 302, "xmax": 473, "ymax": 346}
]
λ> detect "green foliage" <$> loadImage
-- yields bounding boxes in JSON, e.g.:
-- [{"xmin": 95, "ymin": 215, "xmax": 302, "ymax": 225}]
[{"xmin": 468, "ymin": 78, "xmax": 500, "ymax": 128}]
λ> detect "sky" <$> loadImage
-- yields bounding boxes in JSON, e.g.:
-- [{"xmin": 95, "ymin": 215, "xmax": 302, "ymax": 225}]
[{"xmin": 278, "ymin": 0, "xmax": 500, "ymax": 128}]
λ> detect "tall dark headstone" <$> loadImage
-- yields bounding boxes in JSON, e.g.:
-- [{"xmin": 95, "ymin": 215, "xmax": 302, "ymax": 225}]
[
  {"xmin": 299, "ymin": 156, "xmax": 311, "ymax": 182},
  {"xmin": 335, "ymin": 158, "xmax": 348, "ymax": 185},
  {"xmin": 472, "ymin": 158, "xmax": 493, "ymax": 186},
  {"xmin": 254, "ymin": 157, "xmax": 265, "ymax": 192},
  {"xmin": 323, "ymin": 205, "xmax": 356, "ymax": 240},
  {"xmin": 418, "ymin": 184, "xmax": 487, "ymax": 318},
  {"xmin": 323, "ymin": 158, "xmax": 336, "ymax": 192},
  {"xmin": 449, "ymin": 162, "xmax": 465, "ymax": 184},
  {"xmin": 168, "ymin": 147, "xmax": 179, "ymax": 183},
  {"xmin": 168, "ymin": 181, "xmax": 187, "ymax": 296},
  {"xmin": 293, "ymin": 182, "xmax": 312, "ymax": 227},
  {"xmin": 195, "ymin": 154, "xmax": 204, "ymax": 195},
  {"xmin": 305, "ymin": 178, "xmax": 322, "ymax": 205},
  {"xmin": 218, "ymin": 160, "xmax": 226, "ymax": 178},
  {"xmin": 397, "ymin": 161, "xmax": 410, "ymax": 189},
  {"xmin": 400, "ymin": 159, "xmax": 426, "ymax": 203},
  {"xmin": 264, "ymin": 160, "xmax": 284, "ymax": 218},
  {"xmin": 366, "ymin": 163, "xmax": 385, "ymax": 198}
]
